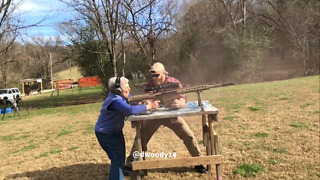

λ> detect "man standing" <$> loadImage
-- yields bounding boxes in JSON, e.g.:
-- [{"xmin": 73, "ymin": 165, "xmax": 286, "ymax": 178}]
[{"xmin": 124, "ymin": 62, "xmax": 207, "ymax": 175}]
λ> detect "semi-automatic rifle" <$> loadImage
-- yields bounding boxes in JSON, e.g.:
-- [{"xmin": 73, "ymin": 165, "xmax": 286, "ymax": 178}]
[{"xmin": 128, "ymin": 82, "xmax": 234, "ymax": 110}]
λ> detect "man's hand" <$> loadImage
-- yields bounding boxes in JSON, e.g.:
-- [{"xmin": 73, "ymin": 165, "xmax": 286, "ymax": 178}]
[
  {"xmin": 171, "ymin": 98, "xmax": 186, "ymax": 109},
  {"xmin": 146, "ymin": 100, "xmax": 159, "ymax": 110}
]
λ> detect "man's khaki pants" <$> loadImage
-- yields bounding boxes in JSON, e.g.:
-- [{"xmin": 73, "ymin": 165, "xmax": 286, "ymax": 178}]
[{"xmin": 126, "ymin": 117, "xmax": 202, "ymax": 167}]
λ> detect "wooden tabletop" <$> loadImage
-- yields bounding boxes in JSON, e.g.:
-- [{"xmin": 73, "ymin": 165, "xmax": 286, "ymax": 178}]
[{"xmin": 127, "ymin": 100, "xmax": 219, "ymax": 121}]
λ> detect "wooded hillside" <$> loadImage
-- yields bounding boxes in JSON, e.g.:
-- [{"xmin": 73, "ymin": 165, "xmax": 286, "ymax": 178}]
[{"xmin": 0, "ymin": 0, "xmax": 319, "ymax": 89}]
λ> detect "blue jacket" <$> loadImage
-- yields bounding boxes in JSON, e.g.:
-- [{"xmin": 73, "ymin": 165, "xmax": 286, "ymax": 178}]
[{"xmin": 95, "ymin": 92, "xmax": 147, "ymax": 134}]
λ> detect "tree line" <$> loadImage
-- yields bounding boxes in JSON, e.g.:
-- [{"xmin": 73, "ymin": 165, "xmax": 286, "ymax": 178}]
[{"xmin": 0, "ymin": 0, "xmax": 319, "ymax": 89}]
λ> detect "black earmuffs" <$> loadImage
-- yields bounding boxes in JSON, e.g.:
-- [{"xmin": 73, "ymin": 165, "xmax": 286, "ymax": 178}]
[{"xmin": 112, "ymin": 77, "xmax": 122, "ymax": 94}]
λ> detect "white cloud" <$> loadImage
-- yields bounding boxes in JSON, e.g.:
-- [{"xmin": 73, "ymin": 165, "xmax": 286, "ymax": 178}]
[
  {"xmin": 16, "ymin": 0, "xmax": 62, "ymax": 12},
  {"xmin": 15, "ymin": 0, "xmax": 57, "ymax": 17},
  {"xmin": 18, "ymin": 2, "xmax": 35, "ymax": 11},
  {"xmin": 13, "ymin": 0, "xmax": 73, "ymax": 37}
]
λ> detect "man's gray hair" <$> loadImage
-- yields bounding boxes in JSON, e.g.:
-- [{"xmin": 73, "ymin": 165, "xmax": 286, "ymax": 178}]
[{"xmin": 108, "ymin": 77, "xmax": 129, "ymax": 91}]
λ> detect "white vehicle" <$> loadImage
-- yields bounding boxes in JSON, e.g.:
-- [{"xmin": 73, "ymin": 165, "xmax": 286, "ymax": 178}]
[
  {"xmin": 0, "ymin": 89, "xmax": 15, "ymax": 102},
  {"xmin": 9, "ymin": 88, "xmax": 21, "ymax": 100}
]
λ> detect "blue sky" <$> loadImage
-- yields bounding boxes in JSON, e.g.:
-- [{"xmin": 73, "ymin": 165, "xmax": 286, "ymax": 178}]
[
  {"xmin": 15, "ymin": 0, "xmax": 73, "ymax": 39},
  {"xmin": 15, "ymin": 0, "xmax": 186, "ymax": 41}
]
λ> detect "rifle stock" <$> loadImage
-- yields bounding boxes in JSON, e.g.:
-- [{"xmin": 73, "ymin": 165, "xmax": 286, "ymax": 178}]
[{"xmin": 128, "ymin": 82, "xmax": 234, "ymax": 107}]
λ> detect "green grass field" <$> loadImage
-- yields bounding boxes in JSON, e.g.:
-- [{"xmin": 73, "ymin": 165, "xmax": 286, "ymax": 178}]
[{"xmin": 0, "ymin": 76, "xmax": 319, "ymax": 179}]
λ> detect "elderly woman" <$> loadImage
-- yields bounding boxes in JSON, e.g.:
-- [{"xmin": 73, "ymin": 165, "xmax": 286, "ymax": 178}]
[{"xmin": 95, "ymin": 77, "xmax": 158, "ymax": 180}]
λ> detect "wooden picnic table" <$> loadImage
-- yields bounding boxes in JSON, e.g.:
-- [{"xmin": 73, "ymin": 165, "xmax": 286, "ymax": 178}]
[{"xmin": 127, "ymin": 100, "xmax": 223, "ymax": 180}]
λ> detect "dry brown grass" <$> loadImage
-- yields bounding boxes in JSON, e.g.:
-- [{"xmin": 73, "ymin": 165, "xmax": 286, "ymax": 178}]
[{"xmin": 0, "ymin": 76, "xmax": 319, "ymax": 180}]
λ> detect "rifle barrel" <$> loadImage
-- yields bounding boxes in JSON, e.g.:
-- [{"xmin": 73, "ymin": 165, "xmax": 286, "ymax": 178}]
[
  {"xmin": 176, "ymin": 82, "xmax": 233, "ymax": 94},
  {"xmin": 128, "ymin": 93, "xmax": 156, "ymax": 102},
  {"xmin": 128, "ymin": 82, "xmax": 234, "ymax": 103}
]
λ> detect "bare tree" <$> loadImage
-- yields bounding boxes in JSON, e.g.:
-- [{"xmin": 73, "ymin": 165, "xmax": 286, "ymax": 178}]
[
  {"xmin": 118, "ymin": 1, "xmax": 130, "ymax": 77},
  {"xmin": 216, "ymin": 0, "xmax": 246, "ymax": 31},
  {"xmin": 25, "ymin": 37, "xmax": 60, "ymax": 79},
  {"xmin": 253, "ymin": 0, "xmax": 320, "ymax": 75},
  {"xmin": 124, "ymin": 0, "xmax": 177, "ymax": 68},
  {"xmin": 60, "ymin": 0, "xmax": 129, "ymax": 87},
  {"xmin": 0, "ymin": 0, "xmax": 15, "ymax": 53},
  {"xmin": 0, "ymin": 0, "xmax": 48, "ymax": 87},
  {"xmin": 59, "ymin": 0, "xmax": 177, "ymax": 87},
  {"xmin": 0, "ymin": 0, "xmax": 45, "ymax": 52},
  {"xmin": 0, "ymin": 42, "xmax": 22, "ymax": 87},
  {"xmin": 0, "ymin": 0, "xmax": 27, "ymax": 87}
]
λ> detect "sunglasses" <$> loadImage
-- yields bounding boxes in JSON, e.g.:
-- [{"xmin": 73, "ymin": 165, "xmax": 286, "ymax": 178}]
[{"xmin": 152, "ymin": 74, "xmax": 160, "ymax": 78}]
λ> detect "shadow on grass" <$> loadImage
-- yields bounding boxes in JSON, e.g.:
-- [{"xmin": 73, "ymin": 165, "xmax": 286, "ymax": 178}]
[
  {"xmin": 22, "ymin": 93, "xmax": 104, "ymax": 110},
  {"xmin": 5, "ymin": 163, "xmax": 110, "ymax": 180},
  {"xmin": 5, "ymin": 164, "xmax": 205, "ymax": 180},
  {"xmin": 132, "ymin": 167, "xmax": 205, "ymax": 179},
  {"xmin": 147, "ymin": 167, "xmax": 197, "ymax": 174}
]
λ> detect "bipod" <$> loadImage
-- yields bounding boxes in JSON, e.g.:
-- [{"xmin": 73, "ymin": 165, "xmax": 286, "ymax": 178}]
[{"xmin": 2, "ymin": 100, "xmax": 20, "ymax": 120}]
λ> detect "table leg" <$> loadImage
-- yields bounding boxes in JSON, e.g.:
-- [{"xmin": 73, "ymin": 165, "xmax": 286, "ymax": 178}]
[
  {"xmin": 206, "ymin": 141, "xmax": 212, "ymax": 173},
  {"xmin": 209, "ymin": 114, "xmax": 222, "ymax": 180},
  {"xmin": 204, "ymin": 114, "xmax": 212, "ymax": 172},
  {"xmin": 202, "ymin": 115, "xmax": 208, "ymax": 147},
  {"xmin": 141, "ymin": 121, "xmax": 147, "ymax": 159},
  {"xmin": 134, "ymin": 121, "xmax": 143, "ymax": 180},
  {"xmin": 141, "ymin": 121, "xmax": 148, "ymax": 176}
]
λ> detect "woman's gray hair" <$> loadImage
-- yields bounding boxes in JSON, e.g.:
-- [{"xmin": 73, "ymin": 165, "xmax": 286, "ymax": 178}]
[{"xmin": 108, "ymin": 77, "xmax": 129, "ymax": 92}]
